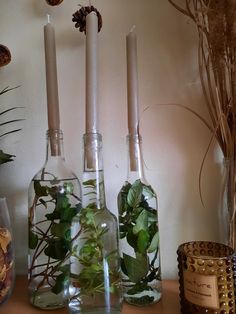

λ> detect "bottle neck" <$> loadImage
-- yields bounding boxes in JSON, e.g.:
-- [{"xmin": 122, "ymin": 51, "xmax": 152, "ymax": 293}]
[
  {"xmin": 126, "ymin": 134, "xmax": 145, "ymax": 183},
  {"xmin": 82, "ymin": 133, "xmax": 106, "ymax": 209},
  {"xmin": 45, "ymin": 129, "xmax": 65, "ymax": 160}
]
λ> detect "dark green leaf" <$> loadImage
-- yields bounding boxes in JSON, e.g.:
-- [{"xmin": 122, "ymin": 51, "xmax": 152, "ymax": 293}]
[
  {"xmin": 34, "ymin": 181, "xmax": 48, "ymax": 197},
  {"xmin": 126, "ymin": 282, "xmax": 152, "ymax": 295},
  {"xmin": 51, "ymin": 222, "xmax": 70, "ymax": 238},
  {"xmin": 127, "ymin": 295, "xmax": 154, "ymax": 305},
  {"xmin": 143, "ymin": 184, "xmax": 156, "ymax": 200},
  {"xmin": 60, "ymin": 207, "xmax": 78, "ymax": 223},
  {"xmin": 133, "ymin": 210, "xmax": 148, "ymax": 234},
  {"xmin": 83, "ymin": 179, "xmax": 96, "ymax": 188},
  {"xmin": 45, "ymin": 211, "xmax": 60, "ymax": 220},
  {"xmin": 123, "ymin": 253, "xmax": 148, "ymax": 283},
  {"xmin": 51, "ymin": 273, "xmax": 68, "ymax": 294},
  {"xmin": 137, "ymin": 230, "xmax": 150, "ymax": 253},
  {"xmin": 127, "ymin": 180, "xmax": 143, "ymax": 208},
  {"xmin": 121, "ymin": 257, "xmax": 128, "ymax": 276},
  {"xmin": 44, "ymin": 239, "xmax": 69, "ymax": 260},
  {"xmin": 127, "ymin": 230, "xmax": 138, "ymax": 251},
  {"xmin": 29, "ymin": 230, "xmax": 38, "ymax": 249},
  {"xmin": 0, "ymin": 150, "xmax": 15, "ymax": 164},
  {"xmin": 39, "ymin": 198, "xmax": 47, "ymax": 208},
  {"xmin": 147, "ymin": 231, "xmax": 159, "ymax": 253}
]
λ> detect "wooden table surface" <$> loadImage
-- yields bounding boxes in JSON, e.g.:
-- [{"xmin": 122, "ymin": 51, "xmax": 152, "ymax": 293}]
[{"xmin": 0, "ymin": 276, "xmax": 181, "ymax": 314}]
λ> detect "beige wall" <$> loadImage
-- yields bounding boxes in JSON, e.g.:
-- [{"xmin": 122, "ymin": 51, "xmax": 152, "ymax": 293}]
[{"xmin": 0, "ymin": 0, "xmax": 224, "ymax": 279}]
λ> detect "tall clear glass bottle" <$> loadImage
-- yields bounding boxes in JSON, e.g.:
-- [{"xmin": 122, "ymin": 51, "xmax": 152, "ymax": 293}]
[
  {"xmin": 118, "ymin": 134, "xmax": 162, "ymax": 306},
  {"xmin": 69, "ymin": 132, "xmax": 122, "ymax": 314},
  {"xmin": 28, "ymin": 129, "xmax": 81, "ymax": 309}
]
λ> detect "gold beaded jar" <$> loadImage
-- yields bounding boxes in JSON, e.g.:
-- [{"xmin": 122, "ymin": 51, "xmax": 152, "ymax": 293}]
[{"xmin": 177, "ymin": 241, "xmax": 236, "ymax": 314}]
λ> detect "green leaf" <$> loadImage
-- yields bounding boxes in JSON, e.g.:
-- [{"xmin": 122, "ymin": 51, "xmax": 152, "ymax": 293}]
[
  {"xmin": 143, "ymin": 184, "xmax": 156, "ymax": 200},
  {"xmin": 83, "ymin": 179, "xmax": 96, "ymax": 188},
  {"xmin": 127, "ymin": 230, "xmax": 138, "ymax": 251},
  {"xmin": 60, "ymin": 207, "xmax": 78, "ymax": 223},
  {"xmin": 127, "ymin": 295, "xmax": 154, "ymax": 305},
  {"xmin": 29, "ymin": 230, "xmax": 38, "ymax": 249},
  {"xmin": 133, "ymin": 210, "xmax": 148, "ymax": 235},
  {"xmin": 127, "ymin": 180, "xmax": 143, "ymax": 208},
  {"xmin": 44, "ymin": 239, "xmax": 69, "ymax": 260},
  {"xmin": 123, "ymin": 253, "xmax": 148, "ymax": 283},
  {"xmin": 39, "ymin": 198, "xmax": 47, "ymax": 208},
  {"xmin": 51, "ymin": 273, "xmax": 68, "ymax": 294},
  {"xmin": 45, "ymin": 211, "xmax": 60, "ymax": 220},
  {"xmin": 51, "ymin": 222, "xmax": 70, "ymax": 238},
  {"xmin": 0, "ymin": 150, "xmax": 15, "ymax": 164},
  {"xmin": 126, "ymin": 282, "xmax": 152, "ymax": 295},
  {"xmin": 147, "ymin": 231, "xmax": 159, "ymax": 253},
  {"xmin": 34, "ymin": 181, "xmax": 48, "ymax": 197},
  {"xmin": 137, "ymin": 230, "xmax": 150, "ymax": 253}
]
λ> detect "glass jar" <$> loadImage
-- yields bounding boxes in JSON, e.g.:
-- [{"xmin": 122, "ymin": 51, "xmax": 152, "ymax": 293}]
[
  {"xmin": 0, "ymin": 197, "xmax": 15, "ymax": 306},
  {"xmin": 28, "ymin": 129, "xmax": 81, "ymax": 309},
  {"xmin": 118, "ymin": 134, "xmax": 162, "ymax": 306},
  {"xmin": 69, "ymin": 132, "xmax": 122, "ymax": 314}
]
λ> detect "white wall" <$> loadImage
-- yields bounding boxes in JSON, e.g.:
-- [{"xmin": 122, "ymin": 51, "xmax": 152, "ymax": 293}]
[{"xmin": 0, "ymin": 0, "xmax": 224, "ymax": 279}]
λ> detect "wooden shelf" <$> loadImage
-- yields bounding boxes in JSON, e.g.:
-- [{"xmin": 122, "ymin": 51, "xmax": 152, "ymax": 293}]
[{"xmin": 1, "ymin": 276, "xmax": 181, "ymax": 313}]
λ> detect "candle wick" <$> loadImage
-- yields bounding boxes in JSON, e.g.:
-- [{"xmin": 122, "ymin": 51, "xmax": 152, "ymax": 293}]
[
  {"xmin": 47, "ymin": 14, "xmax": 51, "ymax": 24},
  {"xmin": 129, "ymin": 25, "xmax": 136, "ymax": 33}
]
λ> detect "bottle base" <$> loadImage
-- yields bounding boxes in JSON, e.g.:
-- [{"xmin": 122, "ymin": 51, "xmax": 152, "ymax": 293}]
[
  {"xmin": 124, "ymin": 290, "xmax": 162, "ymax": 306},
  {"xmin": 69, "ymin": 298, "xmax": 122, "ymax": 314},
  {"xmin": 29, "ymin": 288, "xmax": 67, "ymax": 309}
]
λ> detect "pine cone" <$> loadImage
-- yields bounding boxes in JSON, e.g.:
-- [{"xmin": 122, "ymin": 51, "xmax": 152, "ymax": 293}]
[
  {"xmin": 72, "ymin": 5, "xmax": 102, "ymax": 33},
  {"xmin": 0, "ymin": 45, "xmax": 11, "ymax": 67},
  {"xmin": 45, "ymin": 0, "xmax": 63, "ymax": 6}
]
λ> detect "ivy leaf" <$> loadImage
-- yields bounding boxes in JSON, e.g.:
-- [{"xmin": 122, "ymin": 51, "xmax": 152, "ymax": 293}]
[
  {"xmin": 29, "ymin": 230, "xmax": 38, "ymax": 249},
  {"xmin": 143, "ymin": 184, "xmax": 156, "ymax": 200},
  {"xmin": 137, "ymin": 230, "xmax": 150, "ymax": 254},
  {"xmin": 123, "ymin": 253, "xmax": 148, "ymax": 283},
  {"xmin": 147, "ymin": 231, "xmax": 159, "ymax": 253},
  {"xmin": 51, "ymin": 222, "xmax": 70, "ymax": 239},
  {"xmin": 51, "ymin": 273, "xmax": 68, "ymax": 294},
  {"xmin": 45, "ymin": 211, "xmax": 60, "ymax": 221},
  {"xmin": 83, "ymin": 179, "xmax": 96, "ymax": 188},
  {"xmin": 127, "ymin": 230, "xmax": 138, "ymax": 251},
  {"xmin": 60, "ymin": 207, "xmax": 78, "ymax": 223},
  {"xmin": 44, "ymin": 239, "xmax": 69, "ymax": 260},
  {"xmin": 133, "ymin": 210, "xmax": 148, "ymax": 235},
  {"xmin": 39, "ymin": 198, "xmax": 47, "ymax": 208},
  {"xmin": 126, "ymin": 282, "xmax": 152, "ymax": 295},
  {"xmin": 127, "ymin": 180, "xmax": 143, "ymax": 208},
  {"xmin": 34, "ymin": 181, "xmax": 48, "ymax": 197}
]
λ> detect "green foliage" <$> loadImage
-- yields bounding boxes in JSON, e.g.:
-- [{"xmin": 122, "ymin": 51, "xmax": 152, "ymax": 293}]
[
  {"xmin": 0, "ymin": 86, "xmax": 23, "ymax": 165},
  {"xmin": 71, "ymin": 179, "xmax": 119, "ymax": 298},
  {"xmin": 118, "ymin": 179, "xmax": 160, "ymax": 299},
  {"xmin": 29, "ymin": 180, "xmax": 80, "ymax": 298}
]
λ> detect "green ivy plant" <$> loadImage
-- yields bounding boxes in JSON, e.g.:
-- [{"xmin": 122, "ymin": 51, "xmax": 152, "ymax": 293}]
[
  {"xmin": 118, "ymin": 179, "xmax": 161, "ymax": 305},
  {"xmin": 28, "ymin": 179, "xmax": 81, "ymax": 302},
  {"xmin": 0, "ymin": 86, "xmax": 22, "ymax": 164},
  {"xmin": 70, "ymin": 179, "xmax": 120, "ymax": 301}
]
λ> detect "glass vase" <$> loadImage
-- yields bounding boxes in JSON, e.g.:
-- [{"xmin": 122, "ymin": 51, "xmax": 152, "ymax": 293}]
[
  {"xmin": 0, "ymin": 197, "xmax": 15, "ymax": 306},
  {"xmin": 69, "ymin": 133, "xmax": 122, "ymax": 314},
  {"xmin": 28, "ymin": 129, "xmax": 82, "ymax": 309},
  {"xmin": 118, "ymin": 134, "xmax": 162, "ymax": 306}
]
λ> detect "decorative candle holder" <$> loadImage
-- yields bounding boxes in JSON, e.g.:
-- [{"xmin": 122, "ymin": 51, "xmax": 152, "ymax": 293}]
[{"xmin": 177, "ymin": 241, "xmax": 236, "ymax": 314}]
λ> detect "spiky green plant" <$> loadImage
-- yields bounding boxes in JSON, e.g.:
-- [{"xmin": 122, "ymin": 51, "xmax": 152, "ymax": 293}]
[{"xmin": 0, "ymin": 86, "xmax": 22, "ymax": 164}]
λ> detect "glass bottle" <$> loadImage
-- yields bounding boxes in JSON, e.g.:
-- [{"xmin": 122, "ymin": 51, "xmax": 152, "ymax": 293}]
[
  {"xmin": 28, "ymin": 129, "xmax": 81, "ymax": 309},
  {"xmin": 69, "ymin": 132, "xmax": 122, "ymax": 314},
  {"xmin": 0, "ymin": 198, "xmax": 15, "ymax": 306},
  {"xmin": 118, "ymin": 134, "xmax": 162, "ymax": 306}
]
